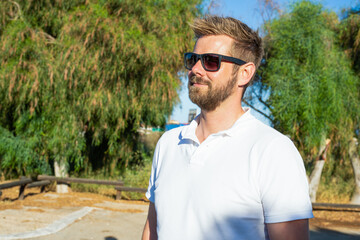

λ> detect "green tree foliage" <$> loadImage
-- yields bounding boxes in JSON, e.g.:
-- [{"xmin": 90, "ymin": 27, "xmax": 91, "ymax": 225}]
[
  {"xmin": 259, "ymin": 0, "xmax": 360, "ymax": 164},
  {"xmin": 338, "ymin": 4, "xmax": 360, "ymax": 142},
  {"xmin": 339, "ymin": 3, "xmax": 360, "ymax": 75},
  {"xmin": 0, "ymin": 0, "xmax": 202, "ymax": 177}
]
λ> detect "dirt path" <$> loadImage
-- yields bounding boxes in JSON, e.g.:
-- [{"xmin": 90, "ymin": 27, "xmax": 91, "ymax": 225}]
[{"xmin": 0, "ymin": 187, "xmax": 359, "ymax": 239}]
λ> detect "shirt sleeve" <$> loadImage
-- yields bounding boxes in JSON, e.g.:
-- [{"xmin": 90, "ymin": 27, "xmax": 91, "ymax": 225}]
[
  {"xmin": 145, "ymin": 140, "xmax": 160, "ymax": 203},
  {"xmin": 257, "ymin": 136, "xmax": 314, "ymax": 223}
]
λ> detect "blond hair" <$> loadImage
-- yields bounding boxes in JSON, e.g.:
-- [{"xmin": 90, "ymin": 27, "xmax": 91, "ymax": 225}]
[{"xmin": 190, "ymin": 15, "xmax": 263, "ymax": 73}]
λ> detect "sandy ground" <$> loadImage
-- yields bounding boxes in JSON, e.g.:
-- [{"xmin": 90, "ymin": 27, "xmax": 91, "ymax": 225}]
[
  {"xmin": 0, "ymin": 186, "xmax": 360, "ymax": 240},
  {"xmin": 0, "ymin": 187, "xmax": 148, "ymax": 240}
]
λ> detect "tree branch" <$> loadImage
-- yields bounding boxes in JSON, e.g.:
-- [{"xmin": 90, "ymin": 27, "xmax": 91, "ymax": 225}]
[
  {"xmin": 36, "ymin": 31, "xmax": 57, "ymax": 44},
  {"xmin": 8, "ymin": 0, "xmax": 23, "ymax": 21},
  {"xmin": 243, "ymin": 99, "xmax": 273, "ymax": 123},
  {"xmin": 253, "ymin": 91, "xmax": 272, "ymax": 109}
]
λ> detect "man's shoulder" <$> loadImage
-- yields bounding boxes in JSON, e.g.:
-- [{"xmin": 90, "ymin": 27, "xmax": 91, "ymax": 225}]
[
  {"xmin": 246, "ymin": 118, "xmax": 302, "ymax": 161},
  {"xmin": 158, "ymin": 124, "xmax": 187, "ymax": 143},
  {"xmin": 240, "ymin": 115, "xmax": 292, "ymax": 146},
  {"xmin": 243, "ymin": 115, "xmax": 281, "ymax": 136}
]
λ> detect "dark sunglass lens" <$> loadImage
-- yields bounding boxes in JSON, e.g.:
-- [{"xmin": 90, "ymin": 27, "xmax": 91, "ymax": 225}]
[
  {"xmin": 185, "ymin": 53, "xmax": 197, "ymax": 69},
  {"xmin": 203, "ymin": 54, "xmax": 219, "ymax": 71}
]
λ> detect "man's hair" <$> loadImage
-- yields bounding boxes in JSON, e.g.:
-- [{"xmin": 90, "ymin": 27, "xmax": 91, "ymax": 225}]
[{"xmin": 190, "ymin": 15, "xmax": 263, "ymax": 78}]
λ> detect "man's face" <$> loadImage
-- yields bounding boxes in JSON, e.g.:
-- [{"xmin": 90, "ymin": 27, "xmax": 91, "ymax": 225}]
[{"xmin": 187, "ymin": 35, "xmax": 238, "ymax": 111}]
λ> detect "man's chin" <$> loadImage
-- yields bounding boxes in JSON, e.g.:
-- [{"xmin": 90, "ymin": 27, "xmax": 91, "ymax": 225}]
[
  {"xmin": 189, "ymin": 87, "xmax": 205, "ymax": 100},
  {"xmin": 189, "ymin": 93, "xmax": 207, "ymax": 108}
]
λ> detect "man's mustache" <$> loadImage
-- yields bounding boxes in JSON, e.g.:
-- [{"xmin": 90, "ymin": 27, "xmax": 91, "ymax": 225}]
[{"xmin": 189, "ymin": 76, "xmax": 211, "ymax": 85}]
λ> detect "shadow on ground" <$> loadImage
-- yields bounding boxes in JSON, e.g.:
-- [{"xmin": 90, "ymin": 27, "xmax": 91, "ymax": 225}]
[{"xmin": 310, "ymin": 227, "xmax": 360, "ymax": 240}]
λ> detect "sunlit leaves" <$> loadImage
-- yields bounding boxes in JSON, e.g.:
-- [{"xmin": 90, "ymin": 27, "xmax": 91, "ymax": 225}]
[
  {"xmin": 262, "ymin": 1, "xmax": 360, "ymax": 161},
  {"xmin": 0, "ymin": 0, "xmax": 201, "ymax": 177}
]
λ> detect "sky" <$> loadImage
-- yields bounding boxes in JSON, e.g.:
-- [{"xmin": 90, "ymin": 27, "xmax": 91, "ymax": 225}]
[{"xmin": 170, "ymin": 0, "xmax": 357, "ymax": 124}]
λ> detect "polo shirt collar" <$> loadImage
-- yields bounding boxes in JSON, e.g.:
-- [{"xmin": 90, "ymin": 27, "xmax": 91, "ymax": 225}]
[
  {"xmin": 221, "ymin": 107, "xmax": 252, "ymax": 137},
  {"xmin": 180, "ymin": 107, "xmax": 253, "ymax": 142},
  {"xmin": 180, "ymin": 114, "xmax": 200, "ymax": 143}
]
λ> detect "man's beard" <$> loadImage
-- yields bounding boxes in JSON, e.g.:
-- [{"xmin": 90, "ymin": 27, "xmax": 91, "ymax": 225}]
[{"xmin": 188, "ymin": 75, "xmax": 237, "ymax": 111}]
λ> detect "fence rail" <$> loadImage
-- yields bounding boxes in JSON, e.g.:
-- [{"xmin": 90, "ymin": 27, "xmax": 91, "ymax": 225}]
[
  {"xmin": 0, "ymin": 178, "xmax": 32, "ymax": 189},
  {"xmin": 0, "ymin": 176, "xmax": 139, "ymax": 200},
  {"xmin": 12, "ymin": 177, "xmax": 360, "ymax": 206},
  {"xmin": 37, "ymin": 175, "xmax": 124, "ymax": 186},
  {"xmin": 312, "ymin": 202, "xmax": 360, "ymax": 212},
  {"xmin": 0, "ymin": 177, "xmax": 33, "ymax": 200}
]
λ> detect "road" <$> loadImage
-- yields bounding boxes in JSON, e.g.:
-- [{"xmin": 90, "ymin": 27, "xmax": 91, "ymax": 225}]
[{"xmin": 1, "ymin": 205, "xmax": 360, "ymax": 240}]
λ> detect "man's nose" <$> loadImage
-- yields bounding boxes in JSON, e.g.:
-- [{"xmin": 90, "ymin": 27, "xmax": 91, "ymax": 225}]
[{"xmin": 190, "ymin": 59, "xmax": 205, "ymax": 76}]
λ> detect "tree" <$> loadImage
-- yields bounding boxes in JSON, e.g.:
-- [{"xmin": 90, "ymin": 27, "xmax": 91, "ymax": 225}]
[
  {"xmin": 256, "ymin": 0, "xmax": 360, "ymax": 201},
  {"xmin": 0, "ymin": 0, "xmax": 203, "ymax": 183},
  {"xmin": 339, "ymin": 4, "xmax": 360, "ymax": 75},
  {"xmin": 338, "ymin": 4, "xmax": 360, "ymax": 203}
]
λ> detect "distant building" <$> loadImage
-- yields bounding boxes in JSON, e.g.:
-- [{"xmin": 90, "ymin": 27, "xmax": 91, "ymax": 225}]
[{"xmin": 188, "ymin": 108, "xmax": 197, "ymax": 123}]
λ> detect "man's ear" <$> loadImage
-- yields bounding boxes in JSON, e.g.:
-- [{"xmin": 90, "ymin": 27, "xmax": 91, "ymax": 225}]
[{"xmin": 237, "ymin": 62, "xmax": 256, "ymax": 87}]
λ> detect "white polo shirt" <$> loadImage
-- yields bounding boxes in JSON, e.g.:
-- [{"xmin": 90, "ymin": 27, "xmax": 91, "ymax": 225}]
[{"xmin": 146, "ymin": 109, "xmax": 313, "ymax": 240}]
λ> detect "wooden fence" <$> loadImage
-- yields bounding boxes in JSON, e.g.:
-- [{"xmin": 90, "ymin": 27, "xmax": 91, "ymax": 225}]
[
  {"xmin": 2, "ymin": 177, "xmax": 360, "ymax": 211},
  {"xmin": 0, "ymin": 175, "xmax": 147, "ymax": 200}
]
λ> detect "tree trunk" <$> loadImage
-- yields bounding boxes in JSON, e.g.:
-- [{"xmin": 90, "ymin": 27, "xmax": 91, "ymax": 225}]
[
  {"xmin": 54, "ymin": 158, "xmax": 69, "ymax": 193},
  {"xmin": 349, "ymin": 137, "xmax": 360, "ymax": 204},
  {"xmin": 309, "ymin": 160, "xmax": 325, "ymax": 202},
  {"xmin": 309, "ymin": 138, "xmax": 331, "ymax": 202}
]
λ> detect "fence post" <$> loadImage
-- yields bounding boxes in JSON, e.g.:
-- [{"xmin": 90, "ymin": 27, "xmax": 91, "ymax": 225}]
[
  {"xmin": 116, "ymin": 190, "xmax": 122, "ymax": 200},
  {"xmin": 18, "ymin": 176, "xmax": 30, "ymax": 200},
  {"xmin": 18, "ymin": 184, "xmax": 27, "ymax": 200}
]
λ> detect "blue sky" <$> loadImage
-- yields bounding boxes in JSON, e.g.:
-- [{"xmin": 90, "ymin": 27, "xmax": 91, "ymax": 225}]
[{"xmin": 170, "ymin": 0, "xmax": 357, "ymax": 124}]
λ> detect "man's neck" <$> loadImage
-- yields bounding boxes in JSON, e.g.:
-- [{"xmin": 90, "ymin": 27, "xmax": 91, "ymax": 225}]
[{"xmin": 195, "ymin": 101, "xmax": 245, "ymax": 143}]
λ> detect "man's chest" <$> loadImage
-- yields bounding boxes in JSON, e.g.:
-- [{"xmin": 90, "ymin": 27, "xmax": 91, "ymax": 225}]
[{"xmin": 154, "ymin": 139, "xmax": 263, "ymax": 218}]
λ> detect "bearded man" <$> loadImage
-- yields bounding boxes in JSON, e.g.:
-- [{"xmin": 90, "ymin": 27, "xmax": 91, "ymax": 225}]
[{"xmin": 142, "ymin": 15, "xmax": 313, "ymax": 240}]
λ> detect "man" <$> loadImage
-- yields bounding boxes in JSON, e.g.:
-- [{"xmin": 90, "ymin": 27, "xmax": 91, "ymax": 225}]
[{"xmin": 142, "ymin": 15, "xmax": 313, "ymax": 240}]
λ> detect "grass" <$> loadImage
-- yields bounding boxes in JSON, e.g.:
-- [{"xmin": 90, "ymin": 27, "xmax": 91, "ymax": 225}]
[
  {"xmin": 69, "ymin": 182, "xmax": 118, "ymax": 199},
  {"xmin": 69, "ymin": 132, "xmax": 161, "ymax": 200},
  {"xmin": 316, "ymin": 176, "xmax": 355, "ymax": 203},
  {"xmin": 315, "ymin": 156, "xmax": 356, "ymax": 203},
  {"xmin": 120, "ymin": 157, "xmax": 152, "ymax": 200},
  {"xmin": 67, "ymin": 161, "xmax": 151, "ymax": 201}
]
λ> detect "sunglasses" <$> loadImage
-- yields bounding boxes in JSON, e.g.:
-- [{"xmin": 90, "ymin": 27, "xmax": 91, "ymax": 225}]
[{"xmin": 184, "ymin": 52, "xmax": 247, "ymax": 72}]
